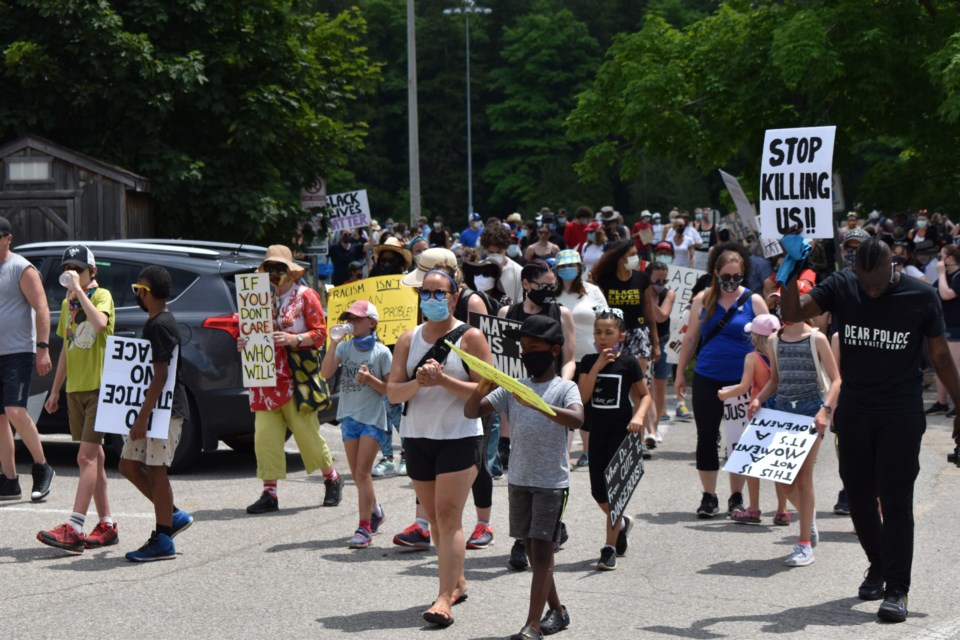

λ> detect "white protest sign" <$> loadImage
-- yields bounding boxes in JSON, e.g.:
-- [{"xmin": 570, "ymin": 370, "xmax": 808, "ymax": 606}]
[
  {"xmin": 720, "ymin": 387, "xmax": 750, "ymax": 457},
  {"xmin": 327, "ymin": 189, "xmax": 371, "ymax": 232},
  {"xmin": 95, "ymin": 337, "xmax": 179, "ymax": 439},
  {"xmin": 664, "ymin": 265, "xmax": 706, "ymax": 364},
  {"xmin": 759, "ymin": 126, "xmax": 836, "ymax": 239},
  {"xmin": 235, "ymin": 273, "xmax": 276, "ymax": 387},
  {"xmin": 723, "ymin": 407, "xmax": 819, "ymax": 484},
  {"xmin": 719, "ymin": 169, "xmax": 760, "ymax": 234}
]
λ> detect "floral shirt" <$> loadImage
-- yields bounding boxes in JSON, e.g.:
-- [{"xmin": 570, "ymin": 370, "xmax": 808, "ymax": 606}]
[{"xmin": 249, "ymin": 284, "xmax": 327, "ymax": 411}]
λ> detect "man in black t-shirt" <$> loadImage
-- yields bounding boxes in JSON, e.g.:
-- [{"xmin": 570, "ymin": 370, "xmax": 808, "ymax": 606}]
[
  {"xmin": 329, "ymin": 230, "xmax": 368, "ymax": 286},
  {"xmin": 782, "ymin": 237, "xmax": 960, "ymax": 623}
]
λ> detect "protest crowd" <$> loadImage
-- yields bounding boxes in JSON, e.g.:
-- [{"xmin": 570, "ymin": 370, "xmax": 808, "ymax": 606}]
[{"xmin": 3, "ymin": 201, "xmax": 960, "ymax": 639}]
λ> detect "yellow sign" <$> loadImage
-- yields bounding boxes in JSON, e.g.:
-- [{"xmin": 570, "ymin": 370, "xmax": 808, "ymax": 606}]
[
  {"xmin": 446, "ymin": 340, "xmax": 556, "ymax": 416},
  {"xmin": 327, "ymin": 275, "xmax": 418, "ymax": 346}
]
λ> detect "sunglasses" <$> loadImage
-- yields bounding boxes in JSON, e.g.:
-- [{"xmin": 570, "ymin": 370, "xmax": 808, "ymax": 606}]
[
  {"xmin": 131, "ymin": 283, "xmax": 151, "ymax": 295},
  {"xmin": 717, "ymin": 274, "xmax": 743, "ymax": 284},
  {"xmin": 264, "ymin": 263, "xmax": 288, "ymax": 275},
  {"xmin": 61, "ymin": 264, "xmax": 87, "ymax": 273},
  {"xmin": 0, "ymin": 232, "xmax": 9, "ymax": 239},
  {"xmin": 528, "ymin": 280, "xmax": 557, "ymax": 291},
  {"xmin": 418, "ymin": 289, "xmax": 452, "ymax": 302}
]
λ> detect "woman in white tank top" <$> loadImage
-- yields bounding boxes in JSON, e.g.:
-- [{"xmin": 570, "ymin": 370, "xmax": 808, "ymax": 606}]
[{"xmin": 388, "ymin": 254, "xmax": 493, "ymax": 627}]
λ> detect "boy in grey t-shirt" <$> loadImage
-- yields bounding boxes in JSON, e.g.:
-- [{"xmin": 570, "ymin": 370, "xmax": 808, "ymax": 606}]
[{"xmin": 465, "ymin": 315, "xmax": 583, "ymax": 640}]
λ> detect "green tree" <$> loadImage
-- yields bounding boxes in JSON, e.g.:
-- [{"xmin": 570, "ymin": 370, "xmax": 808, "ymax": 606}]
[
  {"xmin": 483, "ymin": 7, "xmax": 600, "ymax": 211},
  {"xmin": 568, "ymin": 0, "xmax": 960, "ymax": 213},
  {"xmin": 1, "ymin": 0, "xmax": 380, "ymax": 240}
]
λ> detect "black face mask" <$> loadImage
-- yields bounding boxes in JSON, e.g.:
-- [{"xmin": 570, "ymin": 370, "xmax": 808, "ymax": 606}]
[
  {"xmin": 136, "ymin": 292, "xmax": 148, "ymax": 313},
  {"xmin": 522, "ymin": 351, "xmax": 556, "ymax": 377},
  {"xmin": 527, "ymin": 282, "xmax": 559, "ymax": 306},
  {"xmin": 377, "ymin": 258, "xmax": 400, "ymax": 273}
]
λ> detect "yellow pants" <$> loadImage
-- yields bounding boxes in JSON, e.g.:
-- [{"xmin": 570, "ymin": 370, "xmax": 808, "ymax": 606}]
[{"xmin": 254, "ymin": 399, "xmax": 333, "ymax": 479}]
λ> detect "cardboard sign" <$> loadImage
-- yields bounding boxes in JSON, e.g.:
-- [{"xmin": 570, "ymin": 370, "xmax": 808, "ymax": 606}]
[
  {"xmin": 235, "ymin": 273, "xmax": 276, "ymax": 387},
  {"xmin": 327, "ymin": 275, "xmax": 417, "ymax": 346},
  {"xmin": 719, "ymin": 169, "xmax": 760, "ymax": 234},
  {"xmin": 95, "ymin": 337, "xmax": 179, "ymax": 439},
  {"xmin": 664, "ymin": 265, "xmax": 706, "ymax": 364},
  {"xmin": 327, "ymin": 189, "xmax": 371, "ymax": 232},
  {"xmin": 603, "ymin": 432, "xmax": 645, "ymax": 527},
  {"xmin": 446, "ymin": 340, "xmax": 556, "ymax": 416},
  {"xmin": 468, "ymin": 313, "xmax": 525, "ymax": 378},
  {"xmin": 722, "ymin": 407, "xmax": 819, "ymax": 484},
  {"xmin": 759, "ymin": 126, "xmax": 836, "ymax": 239},
  {"xmin": 720, "ymin": 387, "xmax": 751, "ymax": 456}
]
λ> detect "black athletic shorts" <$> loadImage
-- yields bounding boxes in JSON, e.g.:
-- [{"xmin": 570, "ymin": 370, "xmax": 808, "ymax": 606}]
[{"xmin": 404, "ymin": 436, "xmax": 483, "ymax": 481}]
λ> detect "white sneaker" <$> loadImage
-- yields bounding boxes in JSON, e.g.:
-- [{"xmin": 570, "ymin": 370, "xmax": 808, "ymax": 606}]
[
  {"xmin": 371, "ymin": 458, "xmax": 397, "ymax": 477},
  {"xmin": 784, "ymin": 544, "xmax": 815, "ymax": 567},
  {"xmin": 397, "ymin": 459, "xmax": 407, "ymax": 476},
  {"xmin": 654, "ymin": 431, "xmax": 663, "ymax": 443}
]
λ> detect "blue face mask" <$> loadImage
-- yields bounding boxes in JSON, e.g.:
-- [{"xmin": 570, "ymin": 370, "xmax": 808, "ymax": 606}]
[
  {"xmin": 557, "ymin": 267, "xmax": 579, "ymax": 282},
  {"xmin": 517, "ymin": 229, "xmax": 527, "ymax": 239},
  {"xmin": 587, "ymin": 232, "xmax": 596, "ymax": 242},
  {"xmin": 352, "ymin": 334, "xmax": 377, "ymax": 351},
  {"xmin": 420, "ymin": 298, "xmax": 450, "ymax": 322}
]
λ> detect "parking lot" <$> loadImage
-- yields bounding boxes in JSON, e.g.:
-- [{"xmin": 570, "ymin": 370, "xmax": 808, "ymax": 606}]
[{"xmin": 2, "ymin": 408, "xmax": 960, "ymax": 640}]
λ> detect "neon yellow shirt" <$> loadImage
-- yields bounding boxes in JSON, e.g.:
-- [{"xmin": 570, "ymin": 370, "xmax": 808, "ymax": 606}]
[{"xmin": 56, "ymin": 288, "xmax": 115, "ymax": 393}]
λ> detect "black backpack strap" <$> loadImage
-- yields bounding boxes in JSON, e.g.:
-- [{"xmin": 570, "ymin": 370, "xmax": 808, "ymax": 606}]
[
  {"xmin": 403, "ymin": 324, "xmax": 471, "ymax": 416},
  {"xmin": 701, "ymin": 290, "xmax": 751, "ymax": 348}
]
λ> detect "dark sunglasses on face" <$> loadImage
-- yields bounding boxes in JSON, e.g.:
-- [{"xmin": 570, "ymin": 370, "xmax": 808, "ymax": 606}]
[
  {"xmin": 418, "ymin": 289, "xmax": 451, "ymax": 302},
  {"xmin": 61, "ymin": 265, "xmax": 87, "ymax": 273},
  {"xmin": 528, "ymin": 280, "xmax": 556, "ymax": 291},
  {"xmin": 265, "ymin": 265, "xmax": 287, "ymax": 276},
  {"xmin": 0, "ymin": 232, "xmax": 9, "ymax": 239},
  {"xmin": 717, "ymin": 274, "xmax": 743, "ymax": 284}
]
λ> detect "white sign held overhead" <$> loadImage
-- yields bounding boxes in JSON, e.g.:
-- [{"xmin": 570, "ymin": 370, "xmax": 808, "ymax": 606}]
[
  {"xmin": 327, "ymin": 189, "xmax": 371, "ymax": 232},
  {"xmin": 759, "ymin": 126, "xmax": 836, "ymax": 239}
]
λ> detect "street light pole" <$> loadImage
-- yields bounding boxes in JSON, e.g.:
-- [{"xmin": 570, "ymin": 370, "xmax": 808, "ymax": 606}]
[
  {"xmin": 443, "ymin": 0, "xmax": 490, "ymax": 224},
  {"xmin": 407, "ymin": 0, "xmax": 421, "ymax": 228}
]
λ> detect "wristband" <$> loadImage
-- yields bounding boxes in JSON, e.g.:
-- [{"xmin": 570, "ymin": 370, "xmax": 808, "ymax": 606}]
[
  {"xmin": 36, "ymin": 342, "xmax": 49, "ymax": 349},
  {"xmin": 820, "ymin": 403, "xmax": 832, "ymax": 415}
]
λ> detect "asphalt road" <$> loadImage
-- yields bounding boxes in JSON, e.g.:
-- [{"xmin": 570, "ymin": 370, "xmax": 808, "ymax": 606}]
[{"xmin": 2, "ymin": 395, "xmax": 959, "ymax": 640}]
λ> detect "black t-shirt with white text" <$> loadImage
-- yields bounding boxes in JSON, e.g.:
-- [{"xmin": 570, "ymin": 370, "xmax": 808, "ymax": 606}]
[
  {"xmin": 576, "ymin": 353, "xmax": 643, "ymax": 437},
  {"xmin": 143, "ymin": 311, "xmax": 189, "ymax": 420},
  {"xmin": 809, "ymin": 270, "xmax": 944, "ymax": 413}
]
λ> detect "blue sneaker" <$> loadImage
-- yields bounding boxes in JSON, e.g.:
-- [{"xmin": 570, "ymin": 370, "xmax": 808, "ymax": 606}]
[
  {"xmin": 125, "ymin": 532, "xmax": 176, "ymax": 562},
  {"xmin": 171, "ymin": 509, "xmax": 194, "ymax": 538},
  {"xmin": 370, "ymin": 504, "xmax": 386, "ymax": 535}
]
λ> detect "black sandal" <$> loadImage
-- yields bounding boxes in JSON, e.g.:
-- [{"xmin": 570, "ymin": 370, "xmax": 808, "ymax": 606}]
[
  {"xmin": 422, "ymin": 609, "xmax": 454, "ymax": 627},
  {"xmin": 510, "ymin": 625, "xmax": 543, "ymax": 640}
]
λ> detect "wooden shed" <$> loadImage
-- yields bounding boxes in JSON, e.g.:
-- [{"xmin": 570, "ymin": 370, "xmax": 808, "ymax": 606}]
[{"xmin": 0, "ymin": 134, "xmax": 152, "ymax": 243}]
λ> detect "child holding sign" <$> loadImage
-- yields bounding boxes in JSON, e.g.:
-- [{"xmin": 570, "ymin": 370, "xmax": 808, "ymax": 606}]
[
  {"xmin": 576, "ymin": 307, "xmax": 651, "ymax": 571},
  {"xmin": 464, "ymin": 315, "xmax": 583, "ymax": 640},
  {"xmin": 748, "ymin": 314, "xmax": 840, "ymax": 567},
  {"xmin": 320, "ymin": 301, "xmax": 392, "ymax": 549},
  {"xmin": 119, "ymin": 266, "xmax": 193, "ymax": 562}
]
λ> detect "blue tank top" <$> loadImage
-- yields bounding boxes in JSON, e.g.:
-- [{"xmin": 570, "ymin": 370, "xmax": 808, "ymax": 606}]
[{"xmin": 694, "ymin": 291, "xmax": 755, "ymax": 381}]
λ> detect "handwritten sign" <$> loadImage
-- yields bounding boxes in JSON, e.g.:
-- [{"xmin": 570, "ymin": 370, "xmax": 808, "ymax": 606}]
[
  {"xmin": 468, "ymin": 313, "xmax": 525, "ymax": 378},
  {"xmin": 327, "ymin": 275, "xmax": 417, "ymax": 346},
  {"xmin": 95, "ymin": 337, "xmax": 178, "ymax": 439},
  {"xmin": 759, "ymin": 126, "xmax": 836, "ymax": 239},
  {"xmin": 603, "ymin": 432, "xmax": 645, "ymax": 527},
  {"xmin": 445, "ymin": 340, "xmax": 556, "ymax": 416},
  {"xmin": 722, "ymin": 407, "xmax": 819, "ymax": 484},
  {"xmin": 664, "ymin": 265, "xmax": 706, "ymax": 364},
  {"xmin": 327, "ymin": 189, "xmax": 371, "ymax": 232},
  {"xmin": 720, "ymin": 387, "xmax": 750, "ymax": 457},
  {"xmin": 235, "ymin": 273, "xmax": 276, "ymax": 387}
]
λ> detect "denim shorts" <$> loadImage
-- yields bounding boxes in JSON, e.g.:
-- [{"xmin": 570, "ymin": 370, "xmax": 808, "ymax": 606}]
[
  {"xmin": 0, "ymin": 352, "xmax": 34, "ymax": 413},
  {"xmin": 946, "ymin": 326, "xmax": 960, "ymax": 342},
  {"xmin": 652, "ymin": 336, "xmax": 671, "ymax": 380},
  {"xmin": 774, "ymin": 396, "xmax": 823, "ymax": 418},
  {"xmin": 340, "ymin": 416, "xmax": 385, "ymax": 442}
]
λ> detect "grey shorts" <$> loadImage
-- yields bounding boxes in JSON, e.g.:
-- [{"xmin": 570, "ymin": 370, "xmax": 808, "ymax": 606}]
[{"xmin": 508, "ymin": 485, "xmax": 568, "ymax": 542}]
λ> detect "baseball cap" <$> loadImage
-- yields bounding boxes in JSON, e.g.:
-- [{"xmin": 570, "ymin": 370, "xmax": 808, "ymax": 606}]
[
  {"xmin": 61, "ymin": 245, "xmax": 96, "ymax": 270},
  {"xmin": 503, "ymin": 314, "xmax": 564, "ymax": 347},
  {"xmin": 640, "ymin": 210, "xmax": 652, "ymax": 220},
  {"xmin": 341, "ymin": 300, "xmax": 379, "ymax": 321},
  {"xmin": 470, "ymin": 212, "xmax": 482, "ymax": 222},
  {"xmin": 654, "ymin": 241, "xmax": 674, "ymax": 255},
  {"xmin": 554, "ymin": 249, "xmax": 582, "ymax": 267},
  {"xmin": 842, "ymin": 227, "xmax": 869, "ymax": 247},
  {"xmin": 0, "ymin": 216, "xmax": 12, "ymax": 235},
  {"xmin": 744, "ymin": 314, "xmax": 781, "ymax": 336},
  {"xmin": 400, "ymin": 247, "xmax": 459, "ymax": 288},
  {"xmin": 585, "ymin": 221, "xmax": 601, "ymax": 232}
]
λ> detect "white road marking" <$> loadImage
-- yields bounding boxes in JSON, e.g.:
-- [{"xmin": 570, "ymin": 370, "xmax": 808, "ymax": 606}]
[{"xmin": 0, "ymin": 506, "xmax": 154, "ymax": 518}]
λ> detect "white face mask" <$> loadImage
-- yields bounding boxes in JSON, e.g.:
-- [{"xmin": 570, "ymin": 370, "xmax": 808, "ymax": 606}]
[
  {"xmin": 487, "ymin": 252, "xmax": 506, "ymax": 266},
  {"xmin": 625, "ymin": 255, "xmax": 640, "ymax": 271},
  {"xmin": 473, "ymin": 274, "xmax": 496, "ymax": 292}
]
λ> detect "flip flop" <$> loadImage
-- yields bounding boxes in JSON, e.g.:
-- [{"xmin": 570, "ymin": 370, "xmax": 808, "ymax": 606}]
[
  {"xmin": 422, "ymin": 609, "xmax": 455, "ymax": 627},
  {"xmin": 453, "ymin": 591, "xmax": 469, "ymax": 606}
]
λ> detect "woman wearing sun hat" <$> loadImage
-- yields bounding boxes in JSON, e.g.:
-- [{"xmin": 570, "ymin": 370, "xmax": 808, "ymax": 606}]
[
  {"xmin": 241, "ymin": 245, "xmax": 343, "ymax": 515},
  {"xmin": 555, "ymin": 249, "xmax": 607, "ymax": 468}
]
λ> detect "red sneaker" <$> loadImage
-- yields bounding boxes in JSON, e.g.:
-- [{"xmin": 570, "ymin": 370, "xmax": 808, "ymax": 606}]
[
  {"xmin": 392, "ymin": 523, "xmax": 431, "ymax": 550},
  {"xmin": 37, "ymin": 523, "xmax": 84, "ymax": 554},
  {"xmin": 84, "ymin": 521, "xmax": 119, "ymax": 548},
  {"xmin": 466, "ymin": 523, "xmax": 494, "ymax": 549}
]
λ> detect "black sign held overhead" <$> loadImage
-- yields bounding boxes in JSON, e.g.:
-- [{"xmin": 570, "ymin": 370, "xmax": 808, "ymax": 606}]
[
  {"xmin": 468, "ymin": 313, "xmax": 526, "ymax": 378},
  {"xmin": 604, "ymin": 432, "xmax": 645, "ymax": 527}
]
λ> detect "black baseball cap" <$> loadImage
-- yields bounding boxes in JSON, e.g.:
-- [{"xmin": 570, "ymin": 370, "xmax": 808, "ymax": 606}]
[
  {"xmin": 0, "ymin": 217, "xmax": 11, "ymax": 235},
  {"xmin": 503, "ymin": 315, "xmax": 564, "ymax": 347},
  {"xmin": 61, "ymin": 245, "xmax": 96, "ymax": 269}
]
